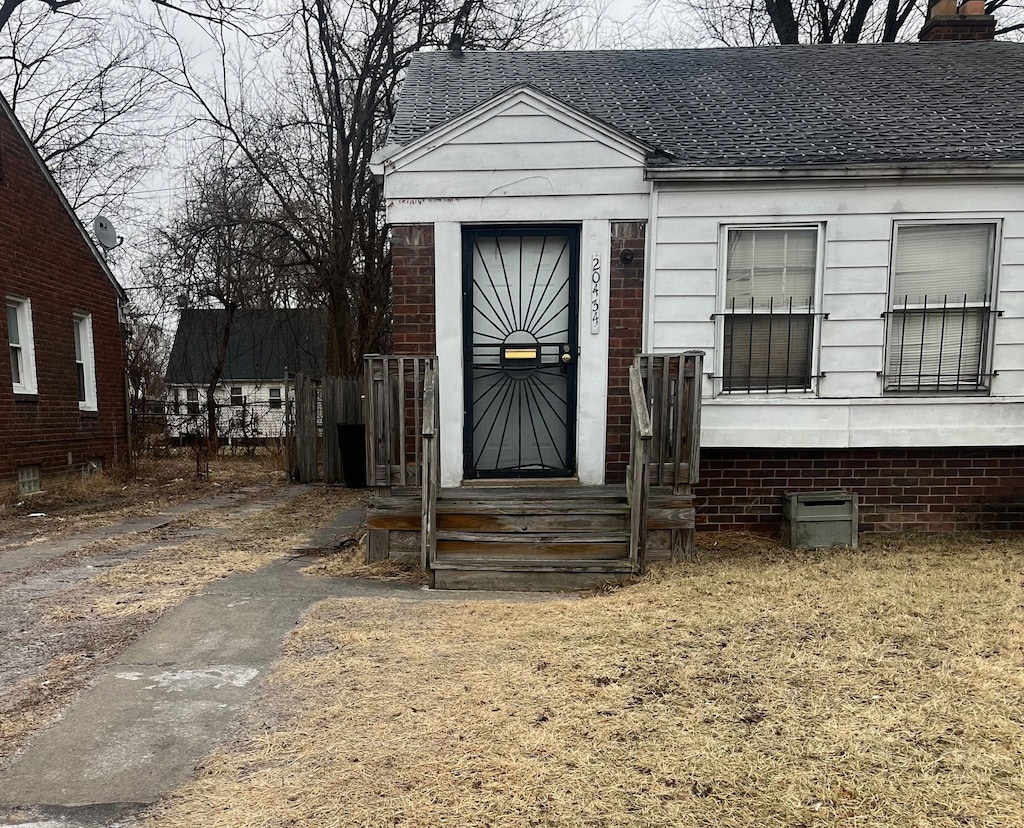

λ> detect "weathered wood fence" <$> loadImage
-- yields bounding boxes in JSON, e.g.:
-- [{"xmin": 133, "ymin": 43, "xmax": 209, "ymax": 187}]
[
  {"xmin": 634, "ymin": 351, "xmax": 704, "ymax": 559},
  {"xmin": 292, "ymin": 373, "xmax": 365, "ymax": 483},
  {"xmin": 363, "ymin": 355, "xmax": 438, "ymax": 488}
]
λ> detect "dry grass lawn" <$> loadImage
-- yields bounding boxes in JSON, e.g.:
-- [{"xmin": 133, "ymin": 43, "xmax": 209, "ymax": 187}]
[{"xmin": 139, "ymin": 533, "xmax": 1024, "ymax": 828}]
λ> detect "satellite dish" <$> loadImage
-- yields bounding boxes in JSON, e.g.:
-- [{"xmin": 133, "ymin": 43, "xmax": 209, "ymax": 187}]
[{"xmin": 93, "ymin": 215, "xmax": 121, "ymax": 249}]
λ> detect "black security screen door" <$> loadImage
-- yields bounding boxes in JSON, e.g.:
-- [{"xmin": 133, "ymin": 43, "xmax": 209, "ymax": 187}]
[{"xmin": 463, "ymin": 226, "xmax": 579, "ymax": 479}]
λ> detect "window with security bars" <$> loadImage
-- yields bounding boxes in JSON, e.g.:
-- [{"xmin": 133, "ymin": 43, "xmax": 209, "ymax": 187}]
[
  {"xmin": 885, "ymin": 223, "xmax": 996, "ymax": 393},
  {"xmin": 721, "ymin": 226, "xmax": 818, "ymax": 392}
]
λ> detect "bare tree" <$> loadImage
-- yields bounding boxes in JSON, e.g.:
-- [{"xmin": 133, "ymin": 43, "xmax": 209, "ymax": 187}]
[
  {"xmin": 0, "ymin": 0, "xmax": 263, "ymax": 36},
  {"xmin": 124, "ymin": 306, "xmax": 171, "ymax": 406},
  {"xmin": 156, "ymin": 0, "xmax": 577, "ymax": 379},
  {"xmin": 669, "ymin": 0, "xmax": 1024, "ymax": 44},
  {"xmin": 0, "ymin": 5, "xmax": 178, "ymax": 221},
  {"xmin": 142, "ymin": 142, "xmax": 296, "ymax": 443}
]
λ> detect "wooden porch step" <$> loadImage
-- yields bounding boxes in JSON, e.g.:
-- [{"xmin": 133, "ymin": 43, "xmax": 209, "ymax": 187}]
[
  {"xmin": 435, "ymin": 536, "xmax": 629, "ymax": 560},
  {"xmin": 431, "ymin": 565, "xmax": 634, "ymax": 592},
  {"xmin": 367, "ymin": 486, "xmax": 696, "ymax": 533},
  {"xmin": 431, "ymin": 558, "xmax": 634, "ymax": 572}
]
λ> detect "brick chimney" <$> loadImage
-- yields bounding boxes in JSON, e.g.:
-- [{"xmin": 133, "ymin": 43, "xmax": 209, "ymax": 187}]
[{"xmin": 919, "ymin": 0, "xmax": 996, "ymax": 40}]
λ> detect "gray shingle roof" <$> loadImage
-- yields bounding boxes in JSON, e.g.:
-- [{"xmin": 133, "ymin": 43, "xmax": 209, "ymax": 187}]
[
  {"xmin": 166, "ymin": 308, "xmax": 326, "ymax": 385},
  {"xmin": 388, "ymin": 42, "xmax": 1024, "ymax": 168}
]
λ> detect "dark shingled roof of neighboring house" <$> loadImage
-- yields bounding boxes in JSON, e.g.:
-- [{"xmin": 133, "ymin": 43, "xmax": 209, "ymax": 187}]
[
  {"xmin": 165, "ymin": 308, "xmax": 326, "ymax": 385},
  {"xmin": 388, "ymin": 42, "xmax": 1024, "ymax": 168}
]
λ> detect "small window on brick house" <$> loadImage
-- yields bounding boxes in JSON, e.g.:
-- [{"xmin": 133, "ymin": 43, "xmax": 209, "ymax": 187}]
[
  {"xmin": 884, "ymin": 222, "xmax": 997, "ymax": 393},
  {"xmin": 73, "ymin": 313, "xmax": 98, "ymax": 410},
  {"xmin": 7, "ymin": 297, "xmax": 38, "ymax": 395},
  {"xmin": 719, "ymin": 226, "xmax": 820, "ymax": 393},
  {"xmin": 268, "ymin": 387, "xmax": 282, "ymax": 409},
  {"xmin": 230, "ymin": 386, "xmax": 244, "ymax": 406}
]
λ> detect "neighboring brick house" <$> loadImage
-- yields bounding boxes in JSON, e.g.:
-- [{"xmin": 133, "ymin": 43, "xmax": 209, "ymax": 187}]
[
  {"xmin": 164, "ymin": 308, "xmax": 326, "ymax": 441},
  {"xmin": 373, "ymin": 7, "xmax": 1024, "ymax": 535},
  {"xmin": 1, "ymin": 94, "xmax": 128, "ymax": 493}
]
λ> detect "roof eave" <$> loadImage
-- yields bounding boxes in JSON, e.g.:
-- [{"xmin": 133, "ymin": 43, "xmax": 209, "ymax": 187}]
[{"xmin": 645, "ymin": 161, "xmax": 1024, "ymax": 182}]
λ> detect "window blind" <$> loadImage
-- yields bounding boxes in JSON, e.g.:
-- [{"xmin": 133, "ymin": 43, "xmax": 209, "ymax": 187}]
[
  {"xmin": 893, "ymin": 224, "xmax": 993, "ymax": 305},
  {"xmin": 726, "ymin": 228, "xmax": 817, "ymax": 307}
]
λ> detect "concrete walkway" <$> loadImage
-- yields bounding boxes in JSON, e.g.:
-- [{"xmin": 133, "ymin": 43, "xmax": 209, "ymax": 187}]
[
  {"xmin": 0, "ymin": 500, "xmax": 558, "ymax": 828},
  {"xmin": 0, "ymin": 504, "xmax": 366, "ymax": 828}
]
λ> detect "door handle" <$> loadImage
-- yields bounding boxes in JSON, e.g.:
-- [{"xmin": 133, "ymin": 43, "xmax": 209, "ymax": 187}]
[{"xmin": 561, "ymin": 353, "xmax": 572, "ymax": 364}]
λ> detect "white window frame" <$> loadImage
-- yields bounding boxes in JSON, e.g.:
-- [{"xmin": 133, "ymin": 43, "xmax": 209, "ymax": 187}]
[
  {"xmin": 884, "ymin": 219, "xmax": 999, "ymax": 395},
  {"xmin": 73, "ymin": 313, "xmax": 98, "ymax": 411},
  {"xmin": 230, "ymin": 386, "xmax": 244, "ymax": 406},
  {"xmin": 7, "ymin": 296, "xmax": 38, "ymax": 395},
  {"xmin": 186, "ymin": 387, "xmax": 200, "ymax": 415},
  {"xmin": 715, "ymin": 223, "xmax": 825, "ymax": 396},
  {"xmin": 268, "ymin": 386, "xmax": 282, "ymax": 409}
]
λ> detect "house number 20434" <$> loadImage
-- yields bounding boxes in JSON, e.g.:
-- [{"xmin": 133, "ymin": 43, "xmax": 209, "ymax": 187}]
[{"xmin": 590, "ymin": 256, "xmax": 600, "ymax": 334}]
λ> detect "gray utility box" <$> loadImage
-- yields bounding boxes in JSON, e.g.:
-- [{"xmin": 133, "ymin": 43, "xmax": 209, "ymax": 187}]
[{"xmin": 782, "ymin": 490, "xmax": 858, "ymax": 550}]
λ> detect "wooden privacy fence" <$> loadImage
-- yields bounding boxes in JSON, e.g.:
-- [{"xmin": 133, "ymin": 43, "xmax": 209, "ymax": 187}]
[
  {"xmin": 293, "ymin": 373, "xmax": 319, "ymax": 482},
  {"xmin": 292, "ymin": 373, "xmax": 365, "ymax": 483},
  {"xmin": 322, "ymin": 376, "xmax": 363, "ymax": 484},
  {"xmin": 363, "ymin": 355, "xmax": 438, "ymax": 490}
]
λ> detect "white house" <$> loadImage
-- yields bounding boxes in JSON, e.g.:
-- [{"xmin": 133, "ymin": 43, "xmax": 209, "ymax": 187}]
[
  {"xmin": 165, "ymin": 308, "xmax": 325, "ymax": 442},
  {"xmin": 373, "ymin": 13, "xmax": 1024, "ymax": 538}
]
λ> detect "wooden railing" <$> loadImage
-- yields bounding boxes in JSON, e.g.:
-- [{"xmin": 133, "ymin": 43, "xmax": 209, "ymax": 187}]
[
  {"xmin": 627, "ymin": 364, "xmax": 653, "ymax": 574},
  {"xmin": 635, "ymin": 351, "xmax": 704, "ymax": 489},
  {"xmin": 635, "ymin": 351, "xmax": 704, "ymax": 561},
  {"xmin": 420, "ymin": 364, "xmax": 439, "ymax": 574},
  {"xmin": 363, "ymin": 355, "xmax": 437, "ymax": 491}
]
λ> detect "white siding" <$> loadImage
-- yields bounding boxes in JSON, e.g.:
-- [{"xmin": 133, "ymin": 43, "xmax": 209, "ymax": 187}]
[
  {"xmin": 166, "ymin": 381, "xmax": 288, "ymax": 440},
  {"xmin": 651, "ymin": 179, "xmax": 1024, "ymax": 448},
  {"xmin": 383, "ymin": 93, "xmax": 649, "ymax": 225}
]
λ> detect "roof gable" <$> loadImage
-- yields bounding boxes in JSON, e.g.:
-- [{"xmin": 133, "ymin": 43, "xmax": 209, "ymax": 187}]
[
  {"xmin": 389, "ymin": 43, "xmax": 1024, "ymax": 170},
  {"xmin": 379, "ymin": 85, "xmax": 651, "ymax": 172}
]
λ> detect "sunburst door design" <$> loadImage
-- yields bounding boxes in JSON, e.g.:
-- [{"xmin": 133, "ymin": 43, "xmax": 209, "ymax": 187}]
[{"xmin": 463, "ymin": 227, "xmax": 579, "ymax": 478}]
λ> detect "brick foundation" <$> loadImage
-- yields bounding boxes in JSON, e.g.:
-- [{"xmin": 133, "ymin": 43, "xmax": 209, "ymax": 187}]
[
  {"xmin": 390, "ymin": 224, "xmax": 436, "ymax": 355},
  {"xmin": 605, "ymin": 221, "xmax": 646, "ymax": 483},
  {"xmin": 696, "ymin": 447, "xmax": 1024, "ymax": 534}
]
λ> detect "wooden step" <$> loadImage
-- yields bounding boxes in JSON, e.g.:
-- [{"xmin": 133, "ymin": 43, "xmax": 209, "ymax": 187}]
[
  {"xmin": 432, "ymin": 557, "xmax": 634, "ymax": 572},
  {"xmin": 431, "ymin": 566, "xmax": 634, "ymax": 592},
  {"xmin": 435, "ymin": 536, "xmax": 629, "ymax": 560},
  {"xmin": 438, "ymin": 511, "xmax": 628, "ymax": 534}
]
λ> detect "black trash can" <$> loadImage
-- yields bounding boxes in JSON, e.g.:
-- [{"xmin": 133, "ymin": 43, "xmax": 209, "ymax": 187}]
[{"xmin": 337, "ymin": 423, "xmax": 367, "ymax": 488}]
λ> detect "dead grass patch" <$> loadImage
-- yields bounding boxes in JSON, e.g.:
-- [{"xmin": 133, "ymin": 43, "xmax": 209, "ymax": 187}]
[
  {"xmin": 301, "ymin": 535, "xmax": 428, "ymax": 584},
  {"xmin": 44, "ymin": 487, "xmax": 365, "ymax": 623},
  {"xmin": 140, "ymin": 534, "xmax": 1024, "ymax": 828},
  {"xmin": 0, "ymin": 484, "xmax": 363, "ymax": 766},
  {"xmin": 0, "ymin": 454, "xmax": 287, "ymax": 544}
]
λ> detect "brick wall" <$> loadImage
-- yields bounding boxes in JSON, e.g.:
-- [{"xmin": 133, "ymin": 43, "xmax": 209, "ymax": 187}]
[
  {"xmin": 0, "ymin": 106, "xmax": 128, "ymax": 488},
  {"xmin": 390, "ymin": 224, "xmax": 436, "ymax": 355},
  {"xmin": 918, "ymin": 16, "xmax": 995, "ymax": 40},
  {"xmin": 605, "ymin": 222, "xmax": 646, "ymax": 482},
  {"xmin": 696, "ymin": 447, "xmax": 1024, "ymax": 533}
]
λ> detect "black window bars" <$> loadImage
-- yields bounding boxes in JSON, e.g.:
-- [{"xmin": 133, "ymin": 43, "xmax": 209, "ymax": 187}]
[
  {"xmin": 711, "ymin": 296, "xmax": 826, "ymax": 393},
  {"xmin": 881, "ymin": 293, "xmax": 1000, "ymax": 393}
]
